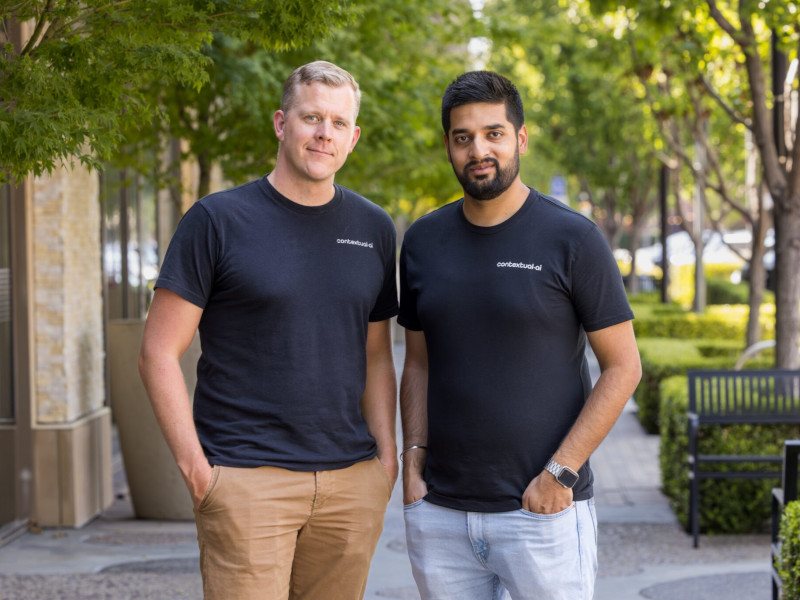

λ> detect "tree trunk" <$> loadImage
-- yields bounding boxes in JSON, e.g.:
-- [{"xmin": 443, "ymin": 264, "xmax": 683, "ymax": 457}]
[
  {"xmin": 597, "ymin": 190, "xmax": 620, "ymax": 247},
  {"xmin": 745, "ymin": 208, "xmax": 768, "ymax": 347},
  {"xmin": 774, "ymin": 196, "xmax": 800, "ymax": 368},
  {"xmin": 628, "ymin": 223, "xmax": 643, "ymax": 295},
  {"xmin": 197, "ymin": 153, "xmax": 211, "ymax": 201}
]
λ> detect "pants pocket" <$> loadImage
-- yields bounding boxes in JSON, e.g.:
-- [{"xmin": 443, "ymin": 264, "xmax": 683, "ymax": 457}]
[
  {"xmin": 197, "ymin": 465, "xmax": 222, "ymax": 511},
  {"xmin": 518, "ymin": 502, "xmax": 575, "ymax": 520},
  {"xmin": 372, "ymin": 457, "xmax": 395, "ymax": 499}
]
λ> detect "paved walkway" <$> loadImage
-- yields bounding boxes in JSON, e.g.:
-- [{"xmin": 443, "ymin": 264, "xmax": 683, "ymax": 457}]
[{"xmin": 0, "ymin": 344, "xmax": 772, "ymax": 599}]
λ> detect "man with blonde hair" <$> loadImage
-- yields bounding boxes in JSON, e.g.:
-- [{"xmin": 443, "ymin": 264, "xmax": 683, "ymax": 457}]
[{"xmin": 140, "ymin": 61, "xmax": 398, "ymax": 600}]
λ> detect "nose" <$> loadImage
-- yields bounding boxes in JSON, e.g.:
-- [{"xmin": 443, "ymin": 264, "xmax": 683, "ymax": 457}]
[
  {"xmin": 468, "ymin": 137, "xmax": 489, "ymax": 160},
  {"xmin": 316, "ymin": 119, "xmax": 333, "ymax": 141}
]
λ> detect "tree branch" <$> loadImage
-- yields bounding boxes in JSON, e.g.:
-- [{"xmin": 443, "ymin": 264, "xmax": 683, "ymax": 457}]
[
  {"xmin": 20, "ymin": 0, "xmax": 54, "ymax": 56},
  {"xmin": 40, "ymin": 1, "xmax": 135, "ymax": 45},
  {"xmin": 685, "ymin": 86, "xmax": 754, "ymax": 222},
  {"xmin": 698, "ymin": 74, "xmax": 752, "ymax": 129},
  {"xmin": 736, "ymin": 4, "xmax": 788, "ymax": 206},
  {"xmin": 670, "ymin": 165, "xmax": 697, "ymax": 242},
  {"xmin": 706, "ymin": 0, "xmax": 748, "ymax": 46}
]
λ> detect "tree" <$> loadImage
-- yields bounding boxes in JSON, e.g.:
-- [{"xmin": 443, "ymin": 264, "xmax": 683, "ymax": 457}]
[
  {"xmin": 485, "ymin": 0, "xmax": 659, "ymax": 290},
  {"xmin": 0, "ymin": 0, "xmax": 351, "ymax": 182},
  {"xmin": 591, "ymin": 0, "xmax": 800, "ymax": 366},
  {"xmin": 118, "ymin": 0, "xmax": 474, "ymax": 213}
]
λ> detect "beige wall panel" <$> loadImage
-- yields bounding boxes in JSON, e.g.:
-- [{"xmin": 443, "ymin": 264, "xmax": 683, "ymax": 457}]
[
  {"xmin": 32, "ymin": 429, "xmax": 60, "ymax": 525},
  {"xmin": 32, "ymin": 409, "xmax": 112, "ymax": 527},
  {"xmin": 97, "ymin": 410, "xmax": 113, "ymax": 512}
]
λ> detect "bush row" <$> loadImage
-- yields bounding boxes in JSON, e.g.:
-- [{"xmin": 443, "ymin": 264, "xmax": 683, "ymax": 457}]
[
  {"xmin": 631, "ymin": 303, "xmax": 775, "ymax": 342},
  {"xmin": 634, "ymin": 338, "xmax": 772, "ymax": 433},
  {"xmin": 779, "ymin": 501, "xmax": 800, "ymax": 599},
  {"xmin": 659, "ymin": 376, "xmax": 796, "ymax": 534}
]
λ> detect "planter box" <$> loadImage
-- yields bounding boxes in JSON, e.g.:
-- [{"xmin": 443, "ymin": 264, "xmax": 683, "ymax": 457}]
[{"xmin": 107, "ymin": 320, "xmax": 200, "ymax": 520}]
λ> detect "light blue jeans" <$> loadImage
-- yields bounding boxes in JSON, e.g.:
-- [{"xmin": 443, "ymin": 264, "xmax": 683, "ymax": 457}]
[{"xmin": 404, "ymin": 498, "xmax": 597, "ymax": 600}]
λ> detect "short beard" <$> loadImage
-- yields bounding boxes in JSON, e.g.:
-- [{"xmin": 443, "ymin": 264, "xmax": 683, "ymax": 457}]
[{"xmin": 454, "ymin": 150, "xmax": 520, "ymax": 201}]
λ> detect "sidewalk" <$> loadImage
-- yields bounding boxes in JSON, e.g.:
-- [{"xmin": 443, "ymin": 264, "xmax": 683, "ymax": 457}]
[{"xmin": 0, "ymin": 344, "xmax": 771, "ymax": 599}]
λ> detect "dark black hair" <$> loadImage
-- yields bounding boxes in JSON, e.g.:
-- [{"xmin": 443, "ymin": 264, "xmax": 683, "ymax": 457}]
[{"xmin": 441, "ymin": 71, "xmax": 524, "ymax": 134}]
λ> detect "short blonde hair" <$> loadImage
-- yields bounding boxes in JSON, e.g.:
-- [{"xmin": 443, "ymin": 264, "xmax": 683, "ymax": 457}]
[{"xmin": 281, "ymin": 60, "xmax": 361, "ymax": 119}]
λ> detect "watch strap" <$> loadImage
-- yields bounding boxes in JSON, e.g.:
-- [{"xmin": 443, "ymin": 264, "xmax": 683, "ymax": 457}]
[{"xmin": 544, "ymin": 458, "xmax": 579, "ymax": 488}]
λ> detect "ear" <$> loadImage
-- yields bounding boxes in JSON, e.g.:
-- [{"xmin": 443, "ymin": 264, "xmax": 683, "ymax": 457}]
[
  {"xmin": 349, "ymin": 125, "xmax": 361, "ymax": 153},
  {"xmin": 273, "ymin": 110, "xmax": 286, "ymax": 141},
  {"xmin": 443, "ymin": 133, "xmax": 452, "ymax": 162},
  {"xmin": 518, "ymin": 124, "xmax": 528, "ymax": 155}
]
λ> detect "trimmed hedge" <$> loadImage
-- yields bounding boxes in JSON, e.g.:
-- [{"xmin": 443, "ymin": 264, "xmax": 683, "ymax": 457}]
[
  {"xmin": 669, "ymin": 263, "xmax": 742, "ymax": 307},
  {"xmin": 635, "ymin": 338, "xmax": 773, "ymax": 433},
  {"xmin": 706, "ymin": 278, "xmax": 775, "ymax": 307},
  {"xmin": 634, "ymin": 312, "xmax": 742, "ymax": 340},
  {"xmin": 659, "ymin": 376, "xmax": 799, "ymax": 534},
  {"xmin": 633, "ymin": 303, "xmax": 775, "ymax": 342},
  {"xmin": 628, "ymin": 292, "xmax": 663, "ymax": 305},
  {"xmin": 629, "ymin": 302, "xmax": 684, "ymax": 321},
  {"xmin": 707, "ymin": 278, "xmax": 749, "ymax": 305},
  {"xmin": 779, "ymin": 501, "xmax": 800, "ymax": 599},
  {"xmin": 632, "ymin": 303, "xmax": 776, "ymax": 432}
]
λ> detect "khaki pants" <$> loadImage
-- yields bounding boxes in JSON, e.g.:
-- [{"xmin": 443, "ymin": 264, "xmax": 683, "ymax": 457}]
[{"xmin": 195, "ymin": 457, "xmax": 393, "ymax": 600}]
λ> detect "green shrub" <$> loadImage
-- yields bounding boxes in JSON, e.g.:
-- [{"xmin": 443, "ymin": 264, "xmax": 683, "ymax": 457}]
[
  {"xmin": 779, "ymin": 501, "xmax": 800, "ymax": 599},
  {"xmin": 706, "ymin": 278, "xmax": 776, "ymax": 307},
  {"xmin": 634, "ymin": 312, "xmax": 743, "ymax": 340},
  {"xmin": 693, "ymin": 339, "xmax": 776, "ymax": 362},
  {"xmin": 707, "ymin": 278, "xmax": 749, "ymax": 305},
  {"xmin": 705, "ymin": 304, "xmax": 775, "ymax": 340},
  {"xmin": 636, "ymin": 339, "xmax": 744, "ymax": 433},
  {"xmin": 659, "ymin": 376, "xmax": 799, "ymax": 534},
  {"xmin": 633, "ymin": 303, "xmax": 775, "ymax": 342},
  {"xmin": 694, "ymin": 339, "xmax": 751, "ymax": 358},
  {"xmin": 628, "ymin": 291, "xmax": 662, "ymax": 305},
  {"xmin": 630, "ymin": 302, "xmax": 684, "ymax": 321}
]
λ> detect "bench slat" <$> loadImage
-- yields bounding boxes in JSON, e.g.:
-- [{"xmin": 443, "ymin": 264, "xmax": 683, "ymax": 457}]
[
  {"xmin": 694, "ymin": 471, "xmax": 781, "ymax": 480},
  {"xmin": 695, "ymin": 454, "xmax": 782, "ymax": 463}
]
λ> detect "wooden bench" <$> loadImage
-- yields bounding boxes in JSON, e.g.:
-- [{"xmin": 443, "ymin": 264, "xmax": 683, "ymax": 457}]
[
  {"xmin": 687, "ymin": 369, "xmax": 800, "ymax": 548},
  {"xmin": 771, "ymin": 440, "xmax": 800, "ymax": 600}
]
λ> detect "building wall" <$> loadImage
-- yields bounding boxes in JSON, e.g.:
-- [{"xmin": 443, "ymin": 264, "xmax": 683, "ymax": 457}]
[
  {"xmin": 29, "ymin": 163, "xmax": 112, "ymax": 527},
  {"xmin": 32, "ymin": 164, "xmax": 104, "ymax": 423}
]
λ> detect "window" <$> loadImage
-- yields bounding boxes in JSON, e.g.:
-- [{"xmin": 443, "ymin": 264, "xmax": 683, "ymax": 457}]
[{"xmin": 100, "ymin": 169, "xmax": 159, "ymax": 320}]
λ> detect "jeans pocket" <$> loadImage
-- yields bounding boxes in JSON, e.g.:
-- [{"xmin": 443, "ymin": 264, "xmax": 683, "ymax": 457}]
[
  {"xmin": 519, "ymin": 502, "xmax": 575, "ymax": 520},
  {"xmin": 588, "ymin": 498, "xmax": 598, "ymax": 544},
  {"xmin": 197, "ymin": 465, "xmax": 222, "ymax": 511},
  {"xmin": 403, "ymin": 498, "xmax": 425, "ymax": 510}
]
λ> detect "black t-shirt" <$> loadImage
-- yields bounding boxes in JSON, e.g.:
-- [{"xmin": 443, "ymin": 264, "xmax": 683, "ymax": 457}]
[
  {"xmin": 398, "ymin": 189, "xmax": 633, "ymax": 512},
  {"xmin": 156, "ymin": 177, "xmax": 398, "ymax": 471}
]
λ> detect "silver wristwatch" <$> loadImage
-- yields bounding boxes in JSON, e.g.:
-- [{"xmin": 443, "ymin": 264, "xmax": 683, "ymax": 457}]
[{"xmin": 544, "ymin": 458, "xmax": 580, "ymax": 489}]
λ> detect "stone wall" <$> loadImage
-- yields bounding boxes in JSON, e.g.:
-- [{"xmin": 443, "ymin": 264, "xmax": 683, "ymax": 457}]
[{"xmin": 32, "ymin": 164, "xmax": 104, "ymax": 424}]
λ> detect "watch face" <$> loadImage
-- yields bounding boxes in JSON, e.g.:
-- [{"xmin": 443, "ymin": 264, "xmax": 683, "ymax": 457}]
[{"xmin": 557, "ymin": 468, "xmax": 579, "ymax": 489}]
